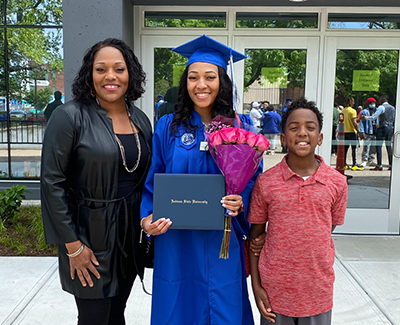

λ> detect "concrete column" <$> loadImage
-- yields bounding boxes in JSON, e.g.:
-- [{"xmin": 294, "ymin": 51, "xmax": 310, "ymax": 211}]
[{"xmin": 62, "ymin": 0, "xmax": 134, "ymax": 101}]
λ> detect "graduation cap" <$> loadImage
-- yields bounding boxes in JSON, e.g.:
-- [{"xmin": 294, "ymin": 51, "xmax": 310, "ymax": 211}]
[{"xmin": 172, "ymin": 34, "xmax": 247, "ymax": 70}]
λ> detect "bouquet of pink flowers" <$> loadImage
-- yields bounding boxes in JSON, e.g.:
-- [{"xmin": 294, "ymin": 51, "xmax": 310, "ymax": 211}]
[{"xmin": 205, "ymin": 115, "xmax": 270, "ymax": 259}]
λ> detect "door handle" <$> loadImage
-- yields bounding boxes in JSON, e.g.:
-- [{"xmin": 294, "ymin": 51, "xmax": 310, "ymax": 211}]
[{"xmin": 394, "ymin": 131, "xmax": 400, "ymax": 158}]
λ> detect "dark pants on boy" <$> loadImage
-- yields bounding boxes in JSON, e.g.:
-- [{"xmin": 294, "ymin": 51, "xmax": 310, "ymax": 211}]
[{"xmin": 261, "ymin": 310, "xmax": 332, "ymax": 325}]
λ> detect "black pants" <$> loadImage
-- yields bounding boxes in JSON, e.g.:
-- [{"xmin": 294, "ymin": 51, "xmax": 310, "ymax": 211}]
[
  {"xmin": 376, "ymin": 125, "xmax": 394, "ymax": 167},
  {"xmin": 331, "ymin": 124, "xmax": 337, "ymax": 154},
  {"xmin": 75, "ymin": 219, "xmax": 137, "ymax": 325},
  {"xmin": 344, "ymin": 132, "xmax": 358, "ymax": 166},
  {"xmin": 74, "ymin": 269, "xmax": 136, "ymax": 325}
]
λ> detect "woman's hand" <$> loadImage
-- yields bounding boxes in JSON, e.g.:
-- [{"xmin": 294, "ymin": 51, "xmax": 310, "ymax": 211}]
[
  {"xmin": 221, "ymin": 194, "xmax": 243, "ymax": 217},
  {"xmin": 142, "ymin": 214, "xmax": 172, "ymax": 236},
  {"xmin": 66, "ymin": 241, "xmax": 100, "ymax": 288},
  {"xmin": 250, "ymin": 232, "xmax": 266, "ymax": 256}
]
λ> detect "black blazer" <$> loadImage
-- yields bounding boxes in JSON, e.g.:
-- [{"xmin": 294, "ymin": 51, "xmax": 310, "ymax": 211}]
[{"xmin": 41, "ymin": 99, "xmax": 152, "ymax": 299}]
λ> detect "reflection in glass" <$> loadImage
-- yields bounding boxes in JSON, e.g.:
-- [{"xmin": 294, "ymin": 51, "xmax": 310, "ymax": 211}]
[
  {"xmin": 328, "ymin": 14, "xmax": 400, "ymax": 29},
  {"xmin": 0, "ymin": 28, "xmax": 8, "ymax": 177},
  {"xmin": 244, "ymin": 49, "xmax": 306, "ymax": 169},
  {"xmin": 332, "ymin": 49, "xmax": 398, "ymax": 209},
  {"xmin": 145, "ymin": 11, "xmax": 226, "ymax": 28},
  {"xmin": 153, "ymin": 48, "xmax": 187, "ymax": 124},
  {"xmin": 0, "ymin": 29, "xmax": 4, "ymax": 97},
  {"xmin": 6, "ymin": 0, "xmax": 62, "ymax": 26},
  {"xmin": 236, "ymin": 12, "xmax": 318, "ymax": 29},
  {"xmin": 7, "ymin": 27, "xmax": 63, "ymax": 179},
  {"xmin": 0, "ymin": 0, "xmax": 4, "ymax": 25}
]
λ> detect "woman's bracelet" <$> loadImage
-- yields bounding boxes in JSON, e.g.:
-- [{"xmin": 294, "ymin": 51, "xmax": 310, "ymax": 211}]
[
  {"xmin": 66, "ymin": 244, "xmax": 85, "ymax": 258},
  {"xmin": 140, "ymin": 218, "xmax": 151, "ymax": 241}
]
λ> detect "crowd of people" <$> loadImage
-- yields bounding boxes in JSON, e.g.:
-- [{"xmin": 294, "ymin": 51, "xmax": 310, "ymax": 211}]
[
  {"xmin": 42, "ymin": 34, "xmax": 400, "ymax": 325},
  {"xmin": 332, "ymin": 95, "xmax": 395, "ymax": 171}
]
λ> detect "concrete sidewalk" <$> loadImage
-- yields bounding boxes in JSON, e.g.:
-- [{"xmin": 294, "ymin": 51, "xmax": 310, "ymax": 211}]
[{"xmin": 1, "ymin": 236, "xmax": 399, "ymax": 325}]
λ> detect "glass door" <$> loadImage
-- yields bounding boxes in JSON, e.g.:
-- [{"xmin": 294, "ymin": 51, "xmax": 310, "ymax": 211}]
[
  {"xmin": 234, "ymin": 36, "xmax": 320, "ymax": 169},
  {"xmin": 140, "ymin": 35, "xmax": 228, "ymax": 127},
  {"xmin": 321, "ymin": 37, "xmax": 400, "ymax": 234}
]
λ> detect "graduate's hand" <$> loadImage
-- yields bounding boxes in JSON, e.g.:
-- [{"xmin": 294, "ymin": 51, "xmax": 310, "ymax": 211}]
[
  {"xmin": 250, "ymin": 232, "xmax": 266, "ymax": 256},
  {"xmin": 142, "ymin": 214, "xmax": 172, "ymax": 236},
  {"xmin": 66, "ymin": 241, "xmax": 100, "ymax": 288},
  {"xmin": 254, "ymin": 285, "xmax": 276, "ymax": 323},
  {"xmin": 221, "ymin": 194, "xmax": 243, "ymax": 217}
]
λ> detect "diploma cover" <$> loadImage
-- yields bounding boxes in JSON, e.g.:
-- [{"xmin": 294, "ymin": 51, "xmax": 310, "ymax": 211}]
[{"xmin": 153, "ymin": 174, "xmax": 225, "ymax": 230}]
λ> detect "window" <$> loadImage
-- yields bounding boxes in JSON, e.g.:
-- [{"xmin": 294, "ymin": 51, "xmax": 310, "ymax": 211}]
[
  {"xmin": 1, "ymin": 0, "xmax": 63, "ymax": 180},
  {"xmin": 145, "ymin": 11, "xmax": 226, "ymax": 28},
  {"xmin": 236, "ymin": 12, "xmax": 318, "ymax": 29},
  {"xmin": 328, "ymin": 14, "xmax": 400, "ymax": 29}
]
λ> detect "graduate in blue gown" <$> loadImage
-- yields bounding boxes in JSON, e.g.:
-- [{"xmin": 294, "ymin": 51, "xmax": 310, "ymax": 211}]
[{"xmin": 140, "ymin": 35, "xmax": 263, "ymax": 325}]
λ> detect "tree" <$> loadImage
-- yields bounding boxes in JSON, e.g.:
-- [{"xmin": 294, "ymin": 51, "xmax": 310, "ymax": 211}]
[
  {"xmin": 335, "ymin": 50, "xmax": 398, "ymax": 105},
  {"xmin": 23, "ymin": 86, "xmax": 52, "ymax": 111},
  {"xmin": 0, "ymin": 0, "xmax": 63, "ymax": 99}
]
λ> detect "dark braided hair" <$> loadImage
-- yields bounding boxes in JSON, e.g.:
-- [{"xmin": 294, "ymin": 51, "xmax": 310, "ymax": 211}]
[
  {"xmin": 72, "ymin": 38, "xmax": 146, "ymax": 104},
  {"xmin": 170, "ymin": 65, "xmax": 235, "ymax": 135},
  {"xmin": 280, "ymin": 98, "xmax": 323, "ymax": 132}
]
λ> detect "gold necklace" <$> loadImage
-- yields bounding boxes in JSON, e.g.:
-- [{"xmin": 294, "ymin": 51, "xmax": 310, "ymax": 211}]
[
  {"xmin": 114, "ymin": 111, "xmax": 142, "ymax": 173},
  {"xmin": 95, "ymin": 98, "xmax": 141, "ymax": 173}
]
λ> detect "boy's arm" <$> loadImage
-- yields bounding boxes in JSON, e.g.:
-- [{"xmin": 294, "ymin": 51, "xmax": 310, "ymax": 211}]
[{"xmin": 249, "ymin": 223, "xmax": 276, "ymax": 323}]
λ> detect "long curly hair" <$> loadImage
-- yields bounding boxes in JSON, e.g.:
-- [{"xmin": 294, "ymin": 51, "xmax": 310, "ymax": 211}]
[
  {"xmin": 280, "ymin": 97, "xmax": 323, "ymax": 132},
  {"xmin": 72, "ymin": 38, "xmax": 146, "ymax": 104},
  {"xmin": 170, "ymin": 65, "xmax": 236, "ymax": 135}
]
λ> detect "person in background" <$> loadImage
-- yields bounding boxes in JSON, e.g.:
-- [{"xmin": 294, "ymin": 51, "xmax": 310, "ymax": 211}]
[
  {"xmin": 361, "ymin": 94, "xmax": 395, "ymax": 171},
  {"xmin": 44, "ymin": 90, "xmax": 63, "ymax": 121},
  {"xmin": 262, "ymin": 101, "xmax": 270, "ymax": 113},
  {"xmin": 154, "ymin": 94, "xmax": 164, "ymax": 125},
  {"xmin": 359, "ymin": 97, "xmax": 377, "ymax": 167},
  {"xmin": 342, "ymin": 96, "xmax": 364, "ymax": 171},
  {"xmin": 261, "ymin": 105, "xmax": 281, "ymax": 155},
  {"xmin": 250, "ymin": 101, "xmax": 263, "ymax": 133},
  {"xmin": 140, "ymin": 34, "xmax": 264, "ymax": 325},
  {"xmin": 158, "ymin": 86, "xmax": 178, "ymax": 119},
  {"xmin": 248, "ymin": 98, "xmax": 347, "ymax": 325},
  {"xmin": 280, "ymin": 98, "xmax": 293, "ymax": 153},
  {"xmin": 282, "ymin": 98, "xmax": 292, "ymax": 114},
  {"xmin": 331, "ymin": 103, "xmax": 340, "ymax": 156},
  {"xmin": 357, "ymin": 105, "xmax": 363, "ymax": 117},
  {"xmin": 41, "ymin": 38, "xmax": 152, "ymax": 325}
]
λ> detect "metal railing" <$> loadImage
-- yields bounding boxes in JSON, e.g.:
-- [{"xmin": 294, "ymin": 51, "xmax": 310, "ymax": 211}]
[{"xmin": 0, "ymin": 120, "xmax": 46, "ymax": 144}]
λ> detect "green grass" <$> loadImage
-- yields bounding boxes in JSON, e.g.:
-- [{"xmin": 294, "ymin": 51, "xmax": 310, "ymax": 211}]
[{"xmin": 0, "ymin": 205, "xmax": 57, "ymax": 256}]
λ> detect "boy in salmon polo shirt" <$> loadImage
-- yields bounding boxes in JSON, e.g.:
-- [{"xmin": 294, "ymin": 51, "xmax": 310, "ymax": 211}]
[{"xmin": 248, "ymin": 98, "xmax": 348, "ymax": 325}]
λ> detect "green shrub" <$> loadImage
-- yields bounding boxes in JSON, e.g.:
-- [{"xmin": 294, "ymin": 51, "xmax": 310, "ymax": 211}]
[
  {"xmin": 0, "ymin": 205, "xmax": 57, "ymax": 256},
  {"xmin": 0, "ymin": 185, "xmax": 29, "ymax": 230}
]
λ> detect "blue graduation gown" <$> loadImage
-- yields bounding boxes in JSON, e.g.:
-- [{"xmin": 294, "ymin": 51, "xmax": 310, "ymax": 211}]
[{"xmin": 141, "ymin": 111, "xmax": 261, "ymax": 325}]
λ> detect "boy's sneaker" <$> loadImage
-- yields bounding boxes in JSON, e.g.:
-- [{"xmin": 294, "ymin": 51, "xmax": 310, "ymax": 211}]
[
  {"xmin": 360, "ymin": 161, "xmax": 367, "ymax": 167},
  {"xmin": 344, "ymin": 165, "xmax": 350, "ymax": 170},
  {"xmin": 351, "ymin": 165, "xmax": 364, "ymax": 171}
]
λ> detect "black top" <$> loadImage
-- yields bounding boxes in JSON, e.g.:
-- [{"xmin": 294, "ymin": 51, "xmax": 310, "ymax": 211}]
[{"xmin": 115, "ymin": 132, "xmax": 149, "ymax": 198}]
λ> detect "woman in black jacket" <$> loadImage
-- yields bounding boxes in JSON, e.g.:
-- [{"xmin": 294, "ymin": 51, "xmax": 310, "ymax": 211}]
[{"xmin": 41, "ymin": 38, "xmax": 152, "ymax": 325}]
